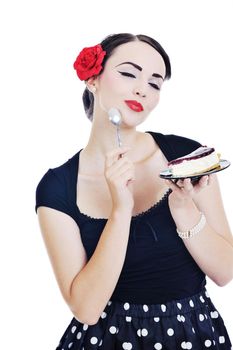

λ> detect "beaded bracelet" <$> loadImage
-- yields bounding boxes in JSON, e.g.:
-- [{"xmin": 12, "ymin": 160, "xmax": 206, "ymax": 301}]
[{"xmin": 176, "ymin": 212, "xmax": 206, "ymax": 239}]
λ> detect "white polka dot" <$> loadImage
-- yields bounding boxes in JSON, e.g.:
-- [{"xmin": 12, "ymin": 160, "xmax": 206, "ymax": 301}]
[
  {"xmin": 90, "ymin": 337, "xmax": 98, "ymax": 345},
  {"xmin": 143, "ymin": 304, "xmax": 149, "ymax": 312},
  {"xmin": 181, "ymin": 342, "xmax": 193, "ymax": 349},
  {"xmin": 122, "ymin": 342, "xmax": 133, "ymax": 350},
  {"xmin": 126, "ymin": 316, "xmax": 132, "ymax": 322},
  {"xmin": 154, "ymin": 343, "xmax": 162, "ymax": 350},
  {"xmin": 205, "ymin": 291, "xmax": 210, "ymax": 298},
  {"xmin": 212, "ymin": 326, "xmax": 215, "ymax": 332},
  {"xmin": 177, "ymin": 302, "xmax": 182, "ymax": 309},
  {"xmin": 199, "ymin": 314, "xmax": 205, "ymax": 321},
  {"xmin": 205, "ymin": 339, "xmax": 212, "ymax": 347},
  {"xmin": 77, "ymin": 332, "xmax": 82, "ymax": 339},
  {"xmin": 161, "ymin": 304, "xmax": 166, "ymax": 312},
  {"xmin": 109, "ymin": 326, "xmax": 117, "ymax": 334},
  {"xmin": 186, "ymin": 342, "xmax": 192, "ymax": 349},
  {"xmin": 213, "ymin": 340, "xmax": 216, "ymax": 346},
  {"xmin": 200, "ymin": 296, "xmax": 205, "ymax": 303},
  {"xmin": 141, "ymin": 328, "xmax": 148, "ymax": 336},
  {"xmin": 154, "ymin": 317, "xmax": 160, "ymax": 322},
  {"xmin": 189, "ymin": 300, "xmax": 194, "ymax": 307},
  {"xmin": 210, "ymin": 311, "xmax": 219, "ymax": 318},
  {"xmin": 101, "ymin": 311, "xmax": 107, "ymax": 318},
  {"xmin": 137, "ymin": 328, "xmax": 148, "ymax": 337},
  {"xmin": 71, "ymin": 326, "xmax": 77, "ymax": 333},
  {"xmin": 124, "ymin": 302, "xmax": 130, "ymax": 310},
  {"xmin": 167, "ymin": 328, "xmax": 174, "ymax": 336},
  {"xmin": 219, "ymin": 336, "xmax": 225, "ymax": 344},
  {"xmin": 108, "ymin": 301, "xmax": 112, "ymax": 306},
  {"xmin": 192, "ymin": 327, "xmax": 195, "ymax": 334},
  {"xmin": 99, "ymin": 339, "xmax": 103, "ymax": 346},
  {"xmin": 68, "ymin": 343, "xmax": 73, "ymax": 349},
  {"xmin": 83, "ymin": 324, "xmax": 88, "ymax": 331},
  {"xmin": 177, "ymin": 314, "xmax": 185, "ymax": 322}
]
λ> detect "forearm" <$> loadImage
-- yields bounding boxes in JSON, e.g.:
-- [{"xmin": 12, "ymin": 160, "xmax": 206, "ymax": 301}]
[
  {"xmin": 69, "ymin": 209, "xmax": 132, "ymax": 325},
  {"xmin": 171, "ymin": 199, "xmax": 233, "ymax": 286}
]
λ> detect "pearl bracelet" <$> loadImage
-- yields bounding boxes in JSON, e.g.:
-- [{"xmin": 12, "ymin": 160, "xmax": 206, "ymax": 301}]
[{"xmin": 176, "ymin": 212, "xmax": 206, "ymax": 239}]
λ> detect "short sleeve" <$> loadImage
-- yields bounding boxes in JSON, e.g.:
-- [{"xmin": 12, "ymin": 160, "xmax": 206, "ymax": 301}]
[
  {"xmin": 35, "ymin": 168, "xmax": 72, "ymax": 217},
  {"xmin": 146, "ymin": 131, "xmax": 203, "ymax": 162},
  {"xmin": 165, "ymin": 134, "xmax": 203, "ymax": 160}
]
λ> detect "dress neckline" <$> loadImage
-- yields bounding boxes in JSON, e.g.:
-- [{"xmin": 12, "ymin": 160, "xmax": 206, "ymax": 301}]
[{"xmin": 73, "ymin": 131, "xmax": 173, "ymax": 221}]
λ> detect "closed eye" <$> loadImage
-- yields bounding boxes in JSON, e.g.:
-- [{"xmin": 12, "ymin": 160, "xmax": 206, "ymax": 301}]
[
  {"xmin": 149, "ymin": 83, "xmax": 160, "ymax": 91},
  {"xmin": 118, "ymin": 71, "xmax": 136, "ymax": 78},
  {"xmin": 118, "ymin": 71, "xmax": 160, "ymax": 90}
]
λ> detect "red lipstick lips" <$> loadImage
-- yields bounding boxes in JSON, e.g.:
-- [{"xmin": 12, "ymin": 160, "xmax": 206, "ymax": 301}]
[{"xmin": 124, "ymin": 100, "xmax": 144, "ymax": 112}]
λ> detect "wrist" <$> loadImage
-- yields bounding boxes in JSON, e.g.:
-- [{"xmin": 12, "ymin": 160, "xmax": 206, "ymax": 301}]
[
  {"xmin": 176, "ymin": 212, "xmax": 206, "ymax": 239},
  {"xmin": 168, "ymin": 194, "xmax": 194, "ymax": 210},
  {"xmin": 170, "ymin": 200, "xmax": 201, "ymax": 232},
  {"xmin": 110, "ymin": 207, "xmax": 133, "ymax": 220}
]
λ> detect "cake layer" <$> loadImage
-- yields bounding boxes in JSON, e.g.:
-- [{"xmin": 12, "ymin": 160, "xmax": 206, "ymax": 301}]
[
  {"xmin": 168, "ymin": 146, "xmax": 220, "ymax": 176},
  {"xmin": 168, "ymin": 146, "xmax": 215, "ymax": 165}
]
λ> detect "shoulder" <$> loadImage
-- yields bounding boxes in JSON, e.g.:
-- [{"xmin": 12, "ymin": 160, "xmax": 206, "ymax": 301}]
[
  {"xmin": 36, "ymin": 158, "xmax": 71, "ymax": 193},
  {"xmin": 36, "ymin": 150, "xmax": 80, "ymax": 187},
  {"xmin": 35, "ymin": 151, "xmax": 80, "ymax": 214},
  {"xmin": 165, "ymin": 133, "xmax": 203, "ymax": 156},
  {"xmin": 146, "ymin": 131, "xmax": 203, "ymax": 159}
]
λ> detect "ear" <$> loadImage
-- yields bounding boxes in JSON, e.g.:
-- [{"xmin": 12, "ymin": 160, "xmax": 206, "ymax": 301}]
[{"xmin": 86, "ymin": 76, "xmax": 99, "ymax": 93}]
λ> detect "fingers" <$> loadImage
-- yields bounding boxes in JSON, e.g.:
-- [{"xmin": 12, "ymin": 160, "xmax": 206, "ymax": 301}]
[
  {"xmin": 198, "ymin": 175, "xmax": 209, "ymax": 187},
  {"xmin": 193, "ymin": 175, "xmax": 210, "ymax": 192},
  {"xmin": 165, "ymin": 178, "xmax": 193, "ymax": 194},
  {"xmin": 104, "ymin": 146, "xmax": 135, "ymax": 186},
  {"xmin": 105, "ymin": 147, "xmax": 131, "ymax": 168},
  {"xmin": 165, "ymin": 175, "xmax": 210, "ymax": 194},
  {"xmin": 108, "ymin": 159, "xmax": 134, "ymax": 180},
  {"xmin": 177, "ymin": 178, "xmax": 193, "ymax": 191}
]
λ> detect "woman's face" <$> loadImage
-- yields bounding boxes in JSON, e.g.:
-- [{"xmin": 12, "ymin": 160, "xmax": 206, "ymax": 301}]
[{"xmin": 94, "ymin": 40, "xmax": 166, "ymax": 126}]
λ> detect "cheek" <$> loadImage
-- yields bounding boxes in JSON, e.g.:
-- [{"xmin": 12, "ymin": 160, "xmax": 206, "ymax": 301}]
[
  {"xmin": 148, "ymin": 92, "xmax": 160, "ymax": 110},
  {"xmin": 99, "ymin": 73, "xmax": 120, "ymax": 93},
  {"xmin": 97, "ymin": 74, "xmax": 123, "ymax": 110}
]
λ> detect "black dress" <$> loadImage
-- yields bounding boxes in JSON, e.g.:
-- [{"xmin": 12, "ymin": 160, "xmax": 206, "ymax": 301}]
[{"xmin": 35, "ymin": 131, "xmax": 232, "ymax": 349}]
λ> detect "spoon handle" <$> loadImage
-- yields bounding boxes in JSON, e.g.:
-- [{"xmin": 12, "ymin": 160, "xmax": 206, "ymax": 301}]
[{"xmin": 116, "ymin": 125, "xmax": 122, "ymax": 147}]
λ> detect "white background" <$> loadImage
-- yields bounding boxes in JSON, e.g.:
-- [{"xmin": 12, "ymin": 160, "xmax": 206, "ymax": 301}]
[{"xmin": 1, "ymin": 0, "xmax": 232, "ymax": 348}]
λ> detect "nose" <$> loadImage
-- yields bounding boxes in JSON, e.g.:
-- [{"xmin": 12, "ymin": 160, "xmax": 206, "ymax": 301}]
[
  {"xmin": 136, "ymin": 91, "xmax": 146, "ymax": 98},
  {"xmin": 133, "ymin": 87, "xmax": 146, "ymax": 98}
]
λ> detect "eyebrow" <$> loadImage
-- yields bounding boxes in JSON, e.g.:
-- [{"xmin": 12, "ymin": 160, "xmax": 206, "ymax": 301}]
[{"xmin": 115, "ymin": 61, "xmax": 164, "ymax": 80}]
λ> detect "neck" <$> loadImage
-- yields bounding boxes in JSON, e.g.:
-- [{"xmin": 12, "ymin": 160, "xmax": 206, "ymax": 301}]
[{"xmin": 80, "ymin": 111, "xmax": 145, "ymax": 174}]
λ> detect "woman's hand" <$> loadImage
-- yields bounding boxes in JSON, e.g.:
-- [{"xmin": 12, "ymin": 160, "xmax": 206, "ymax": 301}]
[
  {"xmin": 165, "ymin": 174, "xmax": 212, "ymax": 233},
  {"xmin": 104, "ymin": 146, "xmax": 135, "ymax": 213},
  {"xmin": 165, "ymin": 175, "xmax": 212, "ymax": 210}
]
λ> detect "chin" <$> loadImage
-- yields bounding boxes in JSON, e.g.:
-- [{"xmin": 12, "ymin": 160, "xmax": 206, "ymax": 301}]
[{"xmin": 121, "ymin": 117, "xmax": 145, "ymax": 129}]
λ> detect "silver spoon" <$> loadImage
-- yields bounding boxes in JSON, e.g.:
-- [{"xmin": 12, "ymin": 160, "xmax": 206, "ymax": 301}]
[{"xmin": 108, "ymin": 107, "xmax": 122, "ymax": 147}]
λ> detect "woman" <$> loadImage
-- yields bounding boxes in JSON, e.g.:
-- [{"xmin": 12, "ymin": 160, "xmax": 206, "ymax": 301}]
[{"xmin": 35, "ymin": 33, "xmax": 233, "ymax": 349}]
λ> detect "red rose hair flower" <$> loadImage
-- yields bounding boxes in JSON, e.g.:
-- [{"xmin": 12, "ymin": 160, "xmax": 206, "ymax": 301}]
[{"xmin": 73, "ymin": 44, "xmax": 106, "ymax": 81}]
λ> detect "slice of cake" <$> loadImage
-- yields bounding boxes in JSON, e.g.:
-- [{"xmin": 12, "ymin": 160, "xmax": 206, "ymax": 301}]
[{"xmin": 168, "ymin": 146, "xmax": 221, "ymax": 176}]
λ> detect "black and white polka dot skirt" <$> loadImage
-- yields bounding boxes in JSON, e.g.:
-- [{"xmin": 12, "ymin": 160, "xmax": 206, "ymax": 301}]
[{"xmin": 56, "ymin": 288, "xmax": 232, "ymax": 349}]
